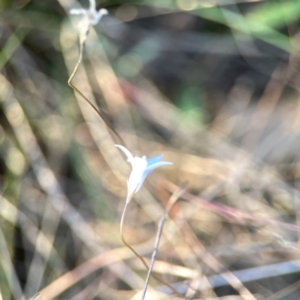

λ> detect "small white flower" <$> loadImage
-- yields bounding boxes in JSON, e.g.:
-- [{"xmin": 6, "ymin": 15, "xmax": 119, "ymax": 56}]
[
  {"xmin": 115, "ymin": 145, "xmax": 173, "ymax": 202},
  {"xmin": 70, "ymin": 0, "xmax": 108, "ymax": 40}
]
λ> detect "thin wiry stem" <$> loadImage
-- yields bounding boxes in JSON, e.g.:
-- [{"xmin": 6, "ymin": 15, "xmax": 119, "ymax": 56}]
[
  {"xmin": 68, "ymin": 36, "xmax": 125, "ymax": 147},
  {"xmin": 140, "ymin": 185, "xmax": 185, "ymax": 300},
  {"xmin": 119, "ymin": 194, "xmax": 183, "ymax": 297},
  {"xmin": 140, "ymin": 214, "xmax": 165, "ymax": 300}
]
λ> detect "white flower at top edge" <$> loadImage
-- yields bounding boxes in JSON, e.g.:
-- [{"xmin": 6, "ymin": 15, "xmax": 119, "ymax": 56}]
[
  {"xmin": 115, "ymin": 145, "xmax": 173, "ymax": 202},
  {"xmin": 70, "ymin": 0, "xmax": 108, "ymax": 28}
]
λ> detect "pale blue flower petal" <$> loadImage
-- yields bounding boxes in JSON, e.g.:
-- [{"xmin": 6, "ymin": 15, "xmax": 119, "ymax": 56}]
[
  {"xmin": 145, "ymin": 161, "xmax": 173, "ymax": 174},
  {"xmin": 135, "ymin": 161, "xmax": 173, "ymax": 192},
  {"xmin": 116, "ymin": 145, "xmax": 173, "ymax": 196},
  {"xmin": 147, "ymin": 155, "xmax": 163, "ymax": 166}
]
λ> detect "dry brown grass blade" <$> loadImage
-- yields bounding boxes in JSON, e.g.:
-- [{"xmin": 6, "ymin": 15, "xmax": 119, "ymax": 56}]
[
  {"xmin": 165, "ymin": 180, "xmax": 300, "ymax": 234},
  {"xmin": 0, "ymin": 74, "xmax": 103, "ymax": 253},
  {"xmin": 24, "ymin": 196, "xmax": 64, "ymax": 297},
  {"xmin": 246, "ymin": 62, "xmax": 289, "ymax": 150},
  {"xmin": 30, "ymin": 247, "xmax": 132, "ymax": 300},
  {"xmin": 30, "ymin": 241, "xmax": 172, "ymax": 300},
  {"xmin": 173, "ymin": 209, "xmax": 257, "ymax": 300},
  {"xmin": 68, "ymin": 275, "xmax": 102, "ymax": 300},
  {"xmin": 264, "ymin": 278, "xmax": 300, "ymax": 300},
  {"xmin": 0, "ymin": 196, "xmax": 65, "ymax": 276},
  {"xmin": 0, "ymin": 228, "xmax": 25, "ymax": 300}
]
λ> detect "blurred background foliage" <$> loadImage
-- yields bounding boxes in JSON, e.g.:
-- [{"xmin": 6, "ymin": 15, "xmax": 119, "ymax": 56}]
[{"xmin": 1, "ymin": 0, "xmax": 300, "ymax": 299}]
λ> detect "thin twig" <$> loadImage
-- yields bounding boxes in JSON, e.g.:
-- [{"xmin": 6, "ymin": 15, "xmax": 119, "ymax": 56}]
[
  {"xmin": 68, "ymin": 35, "xmax": 125, "ymax": 146},
  {"xmin": 120, "ymin": 194, "xmax": 183, "ymax": 297},
  {"xmin": 140, "ymin": 186, "xmax": 185, "ymax": 300}
]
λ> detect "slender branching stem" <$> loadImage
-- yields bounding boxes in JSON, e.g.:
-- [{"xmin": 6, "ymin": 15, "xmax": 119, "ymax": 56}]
[
  {"xmin": 140, "ymin": 185, "xmax": 185, "ymax": 300},
  {"xmin": 140, "ymin": 215, "xmax": 165, "ymax": 300},
  {"xmin": 68, "ymin": 38, "xmax": 125, "ymax": 146},
  {"xmin": 120, "ymin": 199, "xmax": 152, "ymax": 274},
  {"xmin": 119, "ymin": 194, "xmax": 183, "ymax": 297}
]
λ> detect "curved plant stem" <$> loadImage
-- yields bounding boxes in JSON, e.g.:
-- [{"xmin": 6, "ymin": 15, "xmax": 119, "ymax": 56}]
[
  {"xmin": 140, "ymin": 185, "xmax": 185, "ymax": 300},
  {"xmin": 120, "ymin": 195, "xmax": 183, "ymax": 297},
  {"xmin": 68, "ymin": 39, "xmax": 125, "ymax": 146}
]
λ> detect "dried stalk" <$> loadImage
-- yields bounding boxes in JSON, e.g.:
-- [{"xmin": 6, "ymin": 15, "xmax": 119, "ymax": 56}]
[
  {"xmin": 140, "ymin": 185, "xmax": 185, "ymax": 299},
  {"xmin": 68, "ymin": 29, "xmax": 125, "ymax": 146},
  {"xmin": 120, "ymin": 193, "xmax": 184, "ymax": 298}
]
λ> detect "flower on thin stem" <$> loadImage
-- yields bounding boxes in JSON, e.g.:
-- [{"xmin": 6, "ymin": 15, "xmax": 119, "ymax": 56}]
[
  {"xmin": 70, "ymin": 0, "xmax": 108, "ymax": 43},
  {"xmin": 116, "ymin": 145, "xmax": 180, "ymax": 298},
  {"xmin": 68, "ymin": 1, "xmax": 124, "ymax": 145},
  {"xmin": 115, "ymin": 145, "xmax": 173, "ymax": 203}
]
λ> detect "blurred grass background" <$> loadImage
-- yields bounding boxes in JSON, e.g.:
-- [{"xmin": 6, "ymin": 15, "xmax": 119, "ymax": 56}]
[{"xmin": 1, "ymin": 0, "xmax": 300, "ymax": 299}]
